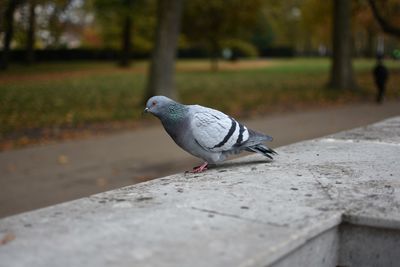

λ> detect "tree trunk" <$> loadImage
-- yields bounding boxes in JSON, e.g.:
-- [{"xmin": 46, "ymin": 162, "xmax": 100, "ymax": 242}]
[
  {"xmin": 209, "ymin": 38, "xmax": 219, "ymax": 72},
  {"xmin": 144, "ymin": 0, "xmax": 183, "ymax": 101},
  {"xmin": 210, "ymin": 57, "xmax": 219, "ymax": 72},
  {"xmin": 1, "ymin": 0, "xmax": 20, "ymax": 70},
  {"xmin": 328, "ymin": 0, "xmax": 356, "ymax": 90},
  {"xmin": 119, "ymin": 15, "xmax": 132, "ymax": 67},
  {"xmin": 26, "ymin": 0, "xmax": 36, "ymax": 64},
  {"xmin": 364, "ymin": 26, "xmax": 374, "ymax": 58}
]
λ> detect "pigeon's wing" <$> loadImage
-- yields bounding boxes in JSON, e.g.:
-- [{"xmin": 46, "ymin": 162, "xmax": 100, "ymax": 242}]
[{"xmin": 190, "ymin": 106, "xmax": 249, "ymax": 152}]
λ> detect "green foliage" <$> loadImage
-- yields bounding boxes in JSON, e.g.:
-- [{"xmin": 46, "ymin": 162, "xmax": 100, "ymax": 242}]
[
  {"xmin": 133, "ymin": 35, "xmax": 153, "ymax": 53},
  {"xmin": 88, "ymin": 0, "xmax": 155, "ymax": 50},
  {"xmin": 300, "ymin": 0, "xmax": 332, "ymax": 48},
  {"xmin": 4, "ymin": 0, "xmax": 400, "ymax": 59},
  {"xmin": 260, "ymin": 0, "xmax": 303, "ymax": 47},
  {"xmin": 10, "ymin": 0, "xmax": 75, "ymax": 49},
  {"xmin": 249, "ymin": 11, "xmax": 275, "ymax": 49},
  {"xmin": 182, "ymin": 0, "xmax": 263, "ymax": 54},
  {"xmin": 221, "ymin": 39, "xmax": 259, "ymax": 57}
]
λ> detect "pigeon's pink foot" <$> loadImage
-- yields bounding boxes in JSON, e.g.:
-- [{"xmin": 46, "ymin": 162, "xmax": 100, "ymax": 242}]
[{"xmin": 190, "ymin": 162, "xmax": 208, "ymax": 173}]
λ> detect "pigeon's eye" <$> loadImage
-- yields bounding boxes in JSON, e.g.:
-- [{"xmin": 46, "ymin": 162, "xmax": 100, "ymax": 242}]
[{"xmin": 152, "ymin": 101, "xmax": 157, "ymax": 106}]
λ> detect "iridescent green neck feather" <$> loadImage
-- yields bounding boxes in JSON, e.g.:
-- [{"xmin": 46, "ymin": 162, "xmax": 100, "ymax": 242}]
[{"xmin": 167, "ymin": 103, "xmax": 187, "ymax": 122}]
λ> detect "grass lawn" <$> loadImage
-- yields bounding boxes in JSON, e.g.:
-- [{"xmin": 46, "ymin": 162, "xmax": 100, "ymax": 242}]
[{"xmin": 0, "ymin": 58, "xmax": 399, "ymax": 148}]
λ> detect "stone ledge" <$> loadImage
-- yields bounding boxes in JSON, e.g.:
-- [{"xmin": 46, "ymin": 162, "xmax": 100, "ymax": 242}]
[{"xmin": 1, "ymin": 117, "xmax": 400, "ymax": 267}]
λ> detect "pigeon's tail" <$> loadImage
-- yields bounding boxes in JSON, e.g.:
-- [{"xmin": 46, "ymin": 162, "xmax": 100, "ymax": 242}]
[
  {"xmin": 245, "ymin": 144, "xmax": 277, "ymax": 160},
  {"xmin": 240, "ymin": 129, "xmax": 277, "ymax": 159},
  {"xmin": 246, "ymin": 129, "xmax": 273, "ymax": 144}
]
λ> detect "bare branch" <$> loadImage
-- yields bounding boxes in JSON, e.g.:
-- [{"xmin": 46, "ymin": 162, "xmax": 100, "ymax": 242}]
[{"xmin": 368, "ymin": 0, "xmax": 400, "ymax": 38}]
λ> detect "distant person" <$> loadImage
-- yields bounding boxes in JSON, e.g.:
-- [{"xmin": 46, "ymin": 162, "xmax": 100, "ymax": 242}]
[{"xmin": 373, "ymin": 56, "xmax": 389, "ymax": 104}]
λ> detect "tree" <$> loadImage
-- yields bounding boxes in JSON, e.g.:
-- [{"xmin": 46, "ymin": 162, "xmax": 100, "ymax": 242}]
[
  {"xmin": 144, "ymin": 0, "xmax": 182, "ymax": 101},
  {"xmin": 120, "ymin": 7, "xmax": 133, "ymax": 67},
  {"xmin": 300, "ymin": 0, "xmax": 332, "ymax": 53},
  {"xmin": 92, "ymin": 0, "xmax": 140, "ymax": 67},
  {"xmin": 1, "ymin": 0, "xmax": 23, "ymax": 70},
  {"xmin": 262, "ymin": 0, "xmax": 307, "ymax": 51},
  {"xmin": 11, "ymin": 0, "xmax": 75, "ymax": 49},
  {"xmin": 249, "ymin": 12, "xmax": 274, "ymax": 51},
  {"xmin": 353, "ymin": 0, "xmax": 378, "ymax": 57},
  {"xmin": 182, "ymin": 0, "xmax": 262, "ymax": 71},
  {"xmin": 25, "ymin": 0, "xmax": 36, "ymax": 64},
  {"xmin": 328, "ymin": 0, "xmax": 356, "ymax": 90},
  {"xmin": 368, "ymin": 0, "xmax": 400, "ymax": 38}
]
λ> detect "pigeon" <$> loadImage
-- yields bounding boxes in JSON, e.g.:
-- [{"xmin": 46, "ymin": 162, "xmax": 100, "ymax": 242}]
[{"xmin": 144, "ymin": 96, "xmax": 277, "ymax": 173}]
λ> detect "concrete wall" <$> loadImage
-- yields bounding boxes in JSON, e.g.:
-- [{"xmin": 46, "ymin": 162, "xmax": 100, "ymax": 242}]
[
  {"xmin": 339, "ymin": 223, "xmax": 400, "ymax": 267},
  {"xmin": 1, "ymin": 117, "xmax": 400, "ymax": 267}
]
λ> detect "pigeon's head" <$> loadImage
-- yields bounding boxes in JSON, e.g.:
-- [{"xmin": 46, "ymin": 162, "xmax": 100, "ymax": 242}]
[{"xmin": 144, "ymin": 96, "xmax": 175, "ymax": 117}]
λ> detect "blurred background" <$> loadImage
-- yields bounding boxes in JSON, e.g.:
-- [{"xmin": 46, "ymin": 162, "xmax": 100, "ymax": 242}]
[{"xmin": 0, "ymin": 0, "xmax": 399, "ymax": 217}]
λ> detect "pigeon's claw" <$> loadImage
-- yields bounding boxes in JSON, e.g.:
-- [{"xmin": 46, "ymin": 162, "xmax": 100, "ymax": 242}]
[{"xmin": 190, "ymin": 162, "xmax": 208, "ymax": 173}]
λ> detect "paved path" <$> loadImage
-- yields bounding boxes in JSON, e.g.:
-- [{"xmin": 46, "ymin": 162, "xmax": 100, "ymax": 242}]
[{"xmin": 0, "ymin": 101, "xmax": 399, "ymax": 218}]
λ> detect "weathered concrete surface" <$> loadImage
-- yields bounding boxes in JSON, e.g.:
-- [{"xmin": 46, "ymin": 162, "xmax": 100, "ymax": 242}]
[
  {"xmin": 273, "ymin": 227, "xmax": 339, "ymax": 267},
  {"xmin": 0, "ymin": 117, "xmax": 400, "ymax": 267}
]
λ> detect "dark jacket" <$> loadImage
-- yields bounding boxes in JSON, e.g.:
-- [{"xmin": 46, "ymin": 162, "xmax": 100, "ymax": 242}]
[{"xmin": 373, "ymin": 64, "xmax": 388, "ymax": 87}]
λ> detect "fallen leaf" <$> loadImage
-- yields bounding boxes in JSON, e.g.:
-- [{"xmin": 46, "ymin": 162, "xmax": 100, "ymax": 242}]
[
  {"xmin": 0, "ymin": 232, "xmax": 15, "ymax": 245},
  {"xmin": 96, "ymin": 177, "xmax": 108, "ymax": 188},
  {"xmin": 57, "ymin": 155, "xmax": 69, "ymax": 165},
  {"xmin": 7, "ymin": 163, "xmax": 17, "ymax": 173}
]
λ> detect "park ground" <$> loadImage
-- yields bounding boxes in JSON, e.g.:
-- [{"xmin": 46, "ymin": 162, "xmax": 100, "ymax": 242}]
[
  {"xmin": 0, "ymin": 58, "xmax": 399, "ymax": 217},
  {"xmin": 0, "ymin": 58, "xmax": 399, "ymax": 150}
]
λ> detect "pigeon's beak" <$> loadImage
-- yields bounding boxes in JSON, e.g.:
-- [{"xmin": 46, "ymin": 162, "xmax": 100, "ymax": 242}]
[{"xmin": 143, "ymin": 107, "xmax": 149, "ymax": 115}]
